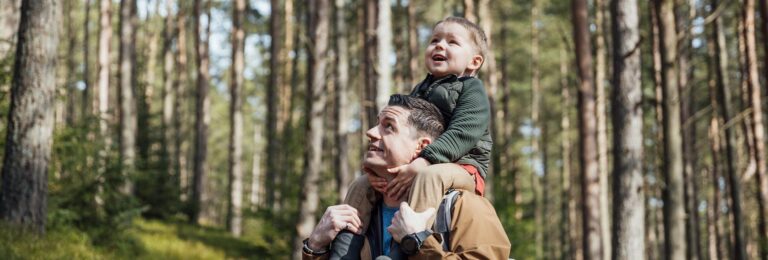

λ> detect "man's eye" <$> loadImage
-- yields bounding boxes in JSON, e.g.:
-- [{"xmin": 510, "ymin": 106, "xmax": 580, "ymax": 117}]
[{"xmin": 385, "ymin": 123, "xmax": 394, "ymax": 130}]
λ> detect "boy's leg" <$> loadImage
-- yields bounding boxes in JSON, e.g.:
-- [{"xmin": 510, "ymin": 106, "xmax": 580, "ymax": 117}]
[
  {"xmin": 407, "ymin": 163, "xmax": 475, "ymax": 226},
  {"xmin": 343, "ymin": 174, "xmax": 378, "ymax": 231}
]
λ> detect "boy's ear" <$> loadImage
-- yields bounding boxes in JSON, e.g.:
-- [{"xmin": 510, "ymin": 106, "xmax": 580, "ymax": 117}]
[{"xmin": 468, "ymin": 54, "xmax": 484, "ymax": 71}]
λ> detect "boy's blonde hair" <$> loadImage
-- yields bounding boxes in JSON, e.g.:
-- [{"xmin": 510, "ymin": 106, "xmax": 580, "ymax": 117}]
[{"xmin": 434, "ymin": 17, "xmax": 488, "ymax": 68}]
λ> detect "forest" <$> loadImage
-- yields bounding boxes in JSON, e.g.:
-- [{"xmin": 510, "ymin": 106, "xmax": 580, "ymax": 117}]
[{"xmin": 0, "ymin": 0, "xmax": 767, "ymax": 259}]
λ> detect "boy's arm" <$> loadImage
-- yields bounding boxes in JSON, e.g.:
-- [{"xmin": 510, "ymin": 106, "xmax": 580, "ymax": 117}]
[{"xmin": 419, "ymin": 80, "xmax": 490, "ymax": 164}]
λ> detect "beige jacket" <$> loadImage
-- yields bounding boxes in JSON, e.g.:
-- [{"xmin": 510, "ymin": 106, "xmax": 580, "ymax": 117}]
[{"xmin": 302, "ymin": 190, "xmax": 511, "ymax": 259}]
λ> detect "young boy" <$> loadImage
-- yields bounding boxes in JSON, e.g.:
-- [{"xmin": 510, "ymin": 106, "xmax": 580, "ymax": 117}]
[{"xmin": 345, "ymin": 16, "xmax": 491, "ymax": 234}]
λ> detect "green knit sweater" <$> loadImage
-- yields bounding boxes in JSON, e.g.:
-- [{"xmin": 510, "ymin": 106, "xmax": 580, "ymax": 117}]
[{"xmin": 409, "ymin": 74, "xmax": 492, "ymax": 179}]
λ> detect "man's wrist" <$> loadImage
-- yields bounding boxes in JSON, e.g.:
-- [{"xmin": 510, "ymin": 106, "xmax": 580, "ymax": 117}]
[{"xmin": 303, "ymin": 238, "xmax": 329, "ymax": 256}]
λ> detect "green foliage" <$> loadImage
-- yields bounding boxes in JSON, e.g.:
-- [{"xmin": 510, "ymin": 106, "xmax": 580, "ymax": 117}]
[{"xmin": 48, "ymin": 117, "xmax": 144, "ymax": 244}]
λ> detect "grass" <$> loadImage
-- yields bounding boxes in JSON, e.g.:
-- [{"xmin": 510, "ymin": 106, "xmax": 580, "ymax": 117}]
[{"xmin": 0, "ymin": 217, "xmax": 285, "ymax": 259}]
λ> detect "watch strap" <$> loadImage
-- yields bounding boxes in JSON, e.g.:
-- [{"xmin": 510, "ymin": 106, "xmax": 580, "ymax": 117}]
[{"xmin": 302, "ymin": 238, "xmax": 329, "ymax": 256}]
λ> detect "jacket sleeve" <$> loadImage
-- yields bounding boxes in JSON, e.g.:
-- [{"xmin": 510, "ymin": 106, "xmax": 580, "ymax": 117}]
[
  {"xmin": 419, "ymin": 80, "xmax": 490, "ymax": 164},
  {"xmin": 301, "ymin": 252, "xmax": 329, "ymax": 260},
  {"xmin": 411, "ymin": 192, "xmax": 511, "ymax": 260}
]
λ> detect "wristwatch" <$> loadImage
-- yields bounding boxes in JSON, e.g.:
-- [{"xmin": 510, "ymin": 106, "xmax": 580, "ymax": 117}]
[
  {"xmin": 302, "ymin": 238, "xmax": 329, "ymax": 256},
  {"xmin": 400, "ymin": 230, "xmax": 433, "ymax": 255}
]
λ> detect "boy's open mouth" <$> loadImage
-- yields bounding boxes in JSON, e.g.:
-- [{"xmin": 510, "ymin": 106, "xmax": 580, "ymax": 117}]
[{"xmin": 432, "ymin": 54, "xmax": 447, "ymax": 61}]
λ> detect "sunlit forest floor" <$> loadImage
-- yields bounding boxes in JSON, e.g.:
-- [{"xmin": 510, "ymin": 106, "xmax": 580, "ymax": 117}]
[{"xmin": 0, "ymin": 217, "xmax": 288, "ymax": 259}]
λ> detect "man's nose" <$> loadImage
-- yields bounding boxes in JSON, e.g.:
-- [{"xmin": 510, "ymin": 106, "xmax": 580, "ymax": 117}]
[{"xmin": 366, "ymin": 126, "xmax": 380, "ymax": 141}]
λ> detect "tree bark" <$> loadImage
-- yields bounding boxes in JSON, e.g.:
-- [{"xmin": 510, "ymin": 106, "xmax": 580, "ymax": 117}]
[
  {"xmin": 82, "ymin": 0, "xmax": 91, "ymax": 117},
  {"xmin": 293, "ymin": 0, "xmax": 329, "ymax": 258},
  {"xmin": 742, "ymin": 0, "xmax": 768, "ymax": 257},
  {"xmin": 572, "ymin": 0, "xmax": 602, "ymax": 258},
  {"xmin": 174, "ymin": 8, "xmax": 189, "ymax": 199},
  {"xmin": 407, "ymin": 0, "xmax": 419, "ymax": 85},
  {"xmin": 711, "ymin": 0, "xmax": 746, "ymax": 258},
  {"xmin": 334, "ymin": 0, "xmax": 351, "ymax": 202},
  {"xmin": 594, "ymin": 1, "xmax": 611, "ymax": 256},
  {"xmin": 656, "ymin": 1, "xmax": 686, "ymax": 259},
  {"xmin": 118, "ymin": 0, "xmax": 137, "ymax": 195},
  {"xmin": 463, "ymin": 0, "xmax": 477, "ymax": 22},
  {"xmin": 478, "ymin": 0, "xmax": 499, "ymax": 200},
  {"xmin": 266, "ymin": 0, "xmax": 282, "ymax": 209},
  {"xmin": 706, "ymin": 33, "xmax": 723, "ymax": 260},
  {"xmin": 610, "ymin": 0, "xmax": 644, "ymax": 258},
  {"xmin": 162, "ymin": 0, "xmax": 176, "ymax": 177},
  {"xmin": 65, "ymin": 0, "xmax": 78, "ymax": 125},
  {"xmin": 649, "ymin": 2, "xmax": 665, "ymax": 257},
  {"xmin": 559, "ymin": 44, "xmax": 573, "ymax": 260},
  {"xmin": 376, "ymin": 0, "xmax": 392, "ymax": 113},
  {"xmin": 531, "ymin": 1, "xmax": 544, "ymax": 257},
  {"xmin": 363, "ymin": 0, "xmax": 378, "ymax": 129},
  {"xmin": 760, "ymin": 0, "xmax": 768, "ymax": 87},
  {"xmin": 226, "ymin": 0, "xmax": 245, "ymax": 237},
  {"xmin": 191, "ymin": 0, "xmax": 211, "ymax": 225},
  {"xmin": 1, "ymin": 0, "xmax": 60, "ymax": 234},
  {"xmin": 96, "ymin": 0, "xmax": 112, "ymax": 179}
]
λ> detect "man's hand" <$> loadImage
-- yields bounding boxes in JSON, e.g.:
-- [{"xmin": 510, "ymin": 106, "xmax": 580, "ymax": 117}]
[
  {"xmin": 387, "ymin": 202, "xmax": 436, "ymax": 243},
  {"xmin": 307, "ymin": 205, "xmax": 363, "ymax": 251},
  {"xmin": 386, "ymin": 157, "xmax": 431, "ymax": 200},
  {"xmin": 365, "ymin": 166, "xmax": 388, "ymax": 194}
]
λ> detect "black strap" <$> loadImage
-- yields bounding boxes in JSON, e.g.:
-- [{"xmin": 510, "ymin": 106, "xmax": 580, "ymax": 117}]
[{"xmin": 434, "ymin": 189, "xmax": 461, "ymax": 251}]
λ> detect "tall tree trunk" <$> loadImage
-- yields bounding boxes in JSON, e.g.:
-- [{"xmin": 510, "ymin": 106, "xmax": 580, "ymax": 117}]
[
  {"xmin": 250, "ymin": 127, "xmax": 263, "ymax": 210},
  {"xmin": 610, "ymin": 0, "xmax": 644, "ymax": 258},
  {"xmin": 83, "ymin": 0, "xmax": 91, "ymax": 117},
  {"xmin": 294, "ymin": 0, "xmax": 329, "ymax": 258},
  {"xmin": 162, "ymin": 0, "xmax": 176, "ymax": 177},
  {"xmin": 711, "ymin": 0, "xmax": 747, "ymax": 258},
  {"xmin": 656, "ymin": 1, "xmax": 686, "ymax": 259},
  {"xmin": 1, "ymin": 0, "xmax": 60, "ymax": 234},
  {"xmin": 363, "ymin": 0, "xmax": 378, "ymax": 129},
  {"xmin": 676, "ymin": 2, "xmax": 701, "ymax": 259},
  {"xmin": 118, "ymin": 0, "xmax": 137, "ymax": 195},
  {"xmin": 97, "ymin": 0, "xmax": 112, "ymax": 179},
  {"xmin": 594, "ymin": 1, "xmax": 611, "ymax": 256},
  {"xmin": 226, "ymin": 0, "xmax": 245, "ymax": 237},
  {"xmin": 376, "ymin": 0, "xmax": 392, "ymax": 113},
  {"xmin": 573, "ymin": 0, "xmax": 602, "ymax": 258},
  {"xmin": 266, "ymin": 0, "xmax": 282, "ymax": 209},
  {"xmin": 334, "ymin": 0, "xmax": 351, "ymax": 202},
  {"xmin": 742, "ymin": 0, "xmax": 768, "ymax": 257},
  {"xmin": 760, "ymin": 0, "xmax": 768, "ymax": 86},
  {"xmin": 191, "ymin": 0, "xmax": 211, "ymax": 225},
  {"xmin": 65, "ymin": 0, "xmax": 78, "ymax": 125},
  {"xmin": 706, "ymin": 34, "xmax": 723, "ymax": 260},
  {"xmin": 559, "ymin": 44, "xmax": 573, "ymax": 260},
  {"xmin": 462, "ymin": 0, "xmax": 476, "ymax": 22},
  {"xmin": 531, "ymin": 1, "xmax": 544, "ymax": 257},
  {"xmin": 174, "ymin": 9, "xmax": 189, "ymax": 200},
  {"xmin": 478, "ymin": 0, "xmax": 498, "ymax": 200},
  {"xmin": 407, "ymin": 0, "xmax": 418, "ymax": 85},
  {"xmin": 649, "ymin": 1, "xmax": 665, "ymax": 257}
]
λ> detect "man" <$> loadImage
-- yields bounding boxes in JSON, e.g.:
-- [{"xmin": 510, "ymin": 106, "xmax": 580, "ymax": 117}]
[{"xmin": 301, "ymin": 94, "xmax": 510, "ymax": 259}]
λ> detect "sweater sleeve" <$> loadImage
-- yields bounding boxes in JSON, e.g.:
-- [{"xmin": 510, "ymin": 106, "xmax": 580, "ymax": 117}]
[{"xmin": 419, "ymin": 80, "xmax": 490, "ymax": 164}]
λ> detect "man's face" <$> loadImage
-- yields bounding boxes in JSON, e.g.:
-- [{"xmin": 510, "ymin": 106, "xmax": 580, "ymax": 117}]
[
  {"xmin": 364, "ymin": 106, "xmax": 423, "ymax": 177},
  {"xmin": 424, "ymin": 22, "xmax": 482, "ymax": 78}
]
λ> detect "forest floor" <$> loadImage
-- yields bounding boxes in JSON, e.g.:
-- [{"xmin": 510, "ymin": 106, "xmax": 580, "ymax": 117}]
[{"xmin": 0, "ymin": 217, "xmax": 287, "ymax": 259}]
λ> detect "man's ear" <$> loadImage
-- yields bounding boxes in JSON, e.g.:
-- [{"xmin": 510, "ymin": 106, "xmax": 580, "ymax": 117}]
[
  {"xmin": 468, "ymin": 54, "xmax": 484, "ymax": 71},
  {"xmin": 415, "ymin": 137, "xmax": 433, "ymax": 154}
]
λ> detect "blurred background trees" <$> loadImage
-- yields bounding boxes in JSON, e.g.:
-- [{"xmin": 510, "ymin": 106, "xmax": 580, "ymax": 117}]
[{"xmin": 0, "ymin": 0, "xmax": 767, "ymax": 259}]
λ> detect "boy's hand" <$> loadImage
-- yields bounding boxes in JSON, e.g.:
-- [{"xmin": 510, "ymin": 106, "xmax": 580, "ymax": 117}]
[
  {"xmin": 386, "ymin": 157, "xmax": 431, "ymax": 200},
  {"xmin": 364, "ymin": 166, "xmax": 388, "ymax": 194},
  {"xmin": 387, "ymin": 202, "xmax": 435, "ymax": 243}
]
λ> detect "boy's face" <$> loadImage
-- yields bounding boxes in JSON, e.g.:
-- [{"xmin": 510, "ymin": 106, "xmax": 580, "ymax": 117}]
[{"xmin": 424, "ymin": 22, "xmax": 483, "ymax": 78}]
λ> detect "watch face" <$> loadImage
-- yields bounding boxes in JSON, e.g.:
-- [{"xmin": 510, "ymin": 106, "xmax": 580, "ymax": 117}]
[{"xmin": 401, "ymin": 235, "xmax": 418, "ymax": 254}]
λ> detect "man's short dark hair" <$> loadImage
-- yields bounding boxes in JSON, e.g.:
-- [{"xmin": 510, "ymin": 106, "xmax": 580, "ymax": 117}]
[{"xmin": 387, "ymin": 94, "xmax": 445, "ymax": 139}]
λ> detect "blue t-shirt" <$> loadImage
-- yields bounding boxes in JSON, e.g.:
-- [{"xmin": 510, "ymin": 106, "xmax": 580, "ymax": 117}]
[{"xmin": 381, "ymin": 204, "xmax": 399, "ymax": 255}]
